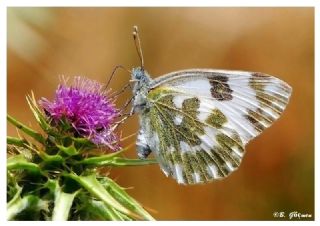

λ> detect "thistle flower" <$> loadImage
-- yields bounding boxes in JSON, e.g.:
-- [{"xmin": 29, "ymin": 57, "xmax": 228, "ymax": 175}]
[
  {"xmin": 7, "ymin": 76, "xmax": 157, "ymax": 221},
  {"xmin": 39, "ymin": 77, "xmax": 120, "ymax": 150}
]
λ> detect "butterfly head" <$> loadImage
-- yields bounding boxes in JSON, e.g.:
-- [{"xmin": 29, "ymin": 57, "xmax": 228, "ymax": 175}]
[
  {"xmin": 131, "ymin": 66, "xmax": 152, "ymax": 94},
  {"xmin": 132, "ymin": 67, "xmax": 151, "ymax": 83}
]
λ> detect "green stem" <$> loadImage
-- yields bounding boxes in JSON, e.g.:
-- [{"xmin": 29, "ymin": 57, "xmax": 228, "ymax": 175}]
[
  {"xmin": 80, "ymin": 156, "xmax": 157, "ymax": 167},
  {"xmin": 7, "ymin": 115, "xmax": 45, "ymax": 144},
  {"xmin": 109, "ymin": 157, "xmax": 158, "ymax": 166}
]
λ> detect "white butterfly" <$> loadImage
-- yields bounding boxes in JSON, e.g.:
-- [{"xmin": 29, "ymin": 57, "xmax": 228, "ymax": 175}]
[{"xmin": 128, "ymin": 26, "xmax": 292, "ymax": 185}]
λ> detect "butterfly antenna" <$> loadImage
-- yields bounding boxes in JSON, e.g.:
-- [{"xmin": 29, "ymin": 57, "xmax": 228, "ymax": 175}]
[{"xmin": 133, "ymin": 25, "xmax": 144, "ymax": 69}]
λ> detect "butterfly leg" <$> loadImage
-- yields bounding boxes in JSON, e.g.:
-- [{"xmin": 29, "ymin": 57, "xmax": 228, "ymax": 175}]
[
  {"xmin": 104, "ymin": 65, "xmax": 131, "ymax": 90},
  {"xmin": 136, "ymin": 128, "xmax": 152, "ymax": 159}
]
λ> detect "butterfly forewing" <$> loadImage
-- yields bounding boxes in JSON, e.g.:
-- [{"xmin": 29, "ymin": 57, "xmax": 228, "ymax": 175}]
[{"xmin": 145, "ymin": 69, "xmax": 291, "ymax": 184}]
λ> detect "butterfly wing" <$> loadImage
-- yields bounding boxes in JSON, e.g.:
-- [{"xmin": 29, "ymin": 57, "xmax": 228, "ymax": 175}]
[{"xmin": 143, "ymin": 69, "xmax": 292, "ymax": 184}]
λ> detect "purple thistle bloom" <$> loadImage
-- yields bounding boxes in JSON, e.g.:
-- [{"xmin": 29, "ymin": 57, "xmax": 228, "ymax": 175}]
[{"xmin": 39, "ymin": 76, "xmax": 120, "ymax": 151}]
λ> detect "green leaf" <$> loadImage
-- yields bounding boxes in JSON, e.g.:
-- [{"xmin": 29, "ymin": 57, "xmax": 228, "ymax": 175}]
[
  {"xmin": 7, "ymin": 155, "xmax": 40, "ymax": 173},
  {"xmin": 7, "ymin": 114, "xmax": 45, "ymax": 144},
  {"xmin": 44, "ymin": 178, "xmax": 57, "ymax": 193},
  {"xmin": 40, "ymin": 152, "xmax": 64, "ymax": 163},
  {"xmin": 7, "ymin": 193, "xmax": 48, "ymax": 220},
  {"xmin": 64, "ymin": 173, "xmax": 141, "ymax": 220},
  {"xmin": 26, "ymin": 93, "xmax": 52, "ymax": 133},
  {"xmin": 78, "ymin": 155, "xmax": 115, "ymax": 165},
  {"xmin": 7, "ymin": 173, "xmax": 20, "ymax": 201},
  {"xmin": 77, "ymin": 148, "xmax": 129, "ymax": 165},
  {"xmin": 104, "ymin": 205, "xmax": 128, "ymax": 220},
  {"xmin": 7, "ymin": 136, "xmax": 27, "ymax": 147},
  {"xmin": 52, "ymin": 181, "xmax": 79, "ymax": 221},
  {"xmin": 72, "ymin": 137, "xmax": 94, "ymax": 146},
  {"xmin": 57, "ymin": 144, "xmax": 78, "ymax": 156},
  {"xmin": 103, "ymin": 177, "xmax": 155, "ymax": 220},
  {"xmin": 89, "ymin": 200, "xmax": 125, "ymax": 220},
  {"xmin": 7, "ymin": 185, "xmax": 23, "ymax": 220},
  {"xmin": 118, "ymin": 211, "xmax": 134, "ymax": 221}
]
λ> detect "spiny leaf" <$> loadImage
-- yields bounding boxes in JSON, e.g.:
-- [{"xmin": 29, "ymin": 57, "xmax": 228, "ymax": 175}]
[
  {"xmin": 78, "ymin": 155, "xmax": 119, "ymax": 165},
  {"xmin": 44, "ymin": 178, "xmax": 57, "ymax": 193},
  {"xmin": 88, "ymin": 200, "xmax": 124, "ymax": 220},
  {"xmin": 57, "ymin": 144, "xmax": 78, "ymax": 156},
  {"xmin": 72, "ymin": 137, "xmax": 94, "ymax": 146},
  {"xmin": 40, "ymin": 152, "xmax": 64, "ymax": 164},
  {"xmin": 7, "ymin": 114, "xmax": 45, "ymax": 144},
  {"xmin": 64, "ymin": 173, "xmax": 141, "ymax": 220},
  {"xmin": 118, "ymin": 211, "xmax": 134, "ymax": 221},
  {"xmin": 7, "ymin": 136, "xmax": 28, "ymax": 147},
  {"xmin": 7, "ymin": 193, "xmax": 48, "ymax": 220},
  {"xmin": 26, "ymin": 92, "xmax": 52, "ymax": 133},
  {"xmin": 7, "ymin": 185, "xmax": 23, "ymax": 220},
  {"xmin": 7, "ymin": 155, "xmax": 40, "ymax": 173},
  {"xmin": 102, "ymin": 177, "xmax": 155, "ymax": 220},
  {"xmin": 77, "ymin": 146, "xmax": 132, "ymax": 166},
  {"xmin": 7, "ymin": 173, "xmax": 20, "ymax": 201},
  {"xmin": 52, "ymin": 181, "xmax": 79, "ymax": 221}
]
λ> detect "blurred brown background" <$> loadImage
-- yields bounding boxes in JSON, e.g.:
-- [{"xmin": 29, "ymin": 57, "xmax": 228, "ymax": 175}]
[{"xmin": 7, "ymin": 7, "xmax": 314, "ymax": 220}]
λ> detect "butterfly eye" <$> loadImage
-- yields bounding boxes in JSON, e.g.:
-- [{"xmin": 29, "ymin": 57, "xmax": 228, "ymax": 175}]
[
  {"xmin": 135, "ymin": 72, "xmax": 142, "ymax": 79},
  {"xmin": 133, "ymin": 67, "xmax": 145, "ymax": 80}
]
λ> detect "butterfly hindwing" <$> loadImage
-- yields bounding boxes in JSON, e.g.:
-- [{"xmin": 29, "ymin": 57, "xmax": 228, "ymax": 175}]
[{"xmin": 142, "ymin": 69, "xmax": 291, "ymax": 184}]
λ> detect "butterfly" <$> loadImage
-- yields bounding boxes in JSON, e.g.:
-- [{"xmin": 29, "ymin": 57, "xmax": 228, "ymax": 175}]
[{"xmin": 128, "ymin": 26, "xmax": 292, "ymax": 185}]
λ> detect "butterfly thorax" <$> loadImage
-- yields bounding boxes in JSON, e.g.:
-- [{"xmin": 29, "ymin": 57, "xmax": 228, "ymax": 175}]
[{"xmin": 131, "ymin": 67, "xmax": 153, "ymax": 113}]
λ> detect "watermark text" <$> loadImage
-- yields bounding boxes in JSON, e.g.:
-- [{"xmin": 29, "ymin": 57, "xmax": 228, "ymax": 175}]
[{"xmin": 273, "ymin": 211, "xmax": 312, "ymax": 220}]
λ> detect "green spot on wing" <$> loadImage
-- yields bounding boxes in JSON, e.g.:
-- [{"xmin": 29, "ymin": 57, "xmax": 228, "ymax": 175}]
[
  {"xmin": 188, "ymin": 152, "xmax": 207, "ymax": 182},
  {"xmin": 195, "ymin": 151, "xmax": 213, "ymax": 180},
  {"xmin": 181, "ymin": 153, "xmax": 195, "ymax": 184},
  {"xmin": 148, "ymin": 89, "xmax": 205, "ymax": 152},
  {"xmin": 171, "ymin": 150, "xmax": 182, "ymax": 164},
  {"xmin": 210, "ymin": 149, "xmax": 229, "ymax": 177},
  {"xmin": 249, "ymin": 73, "xmax": 270, "ymax": 91},
  {"xmin": 146, "ymin": 87, "xmax": 247, "ymax": 183},
  {"xmin": 205, "ymin": 108, "xmax": 227, "ymax": 128},
  {"xmin": 216, "ymin": 132, "xmax": 244, "ymax": 154},
  {"xmin": 244, "ymin": 108, "xmax": 275, "ymax": 133}
]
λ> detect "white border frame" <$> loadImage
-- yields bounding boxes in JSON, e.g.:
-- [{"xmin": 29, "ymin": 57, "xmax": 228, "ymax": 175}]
[{"xmin": 1, "ymin": 1, "xmax": 318, "ymax": 224}]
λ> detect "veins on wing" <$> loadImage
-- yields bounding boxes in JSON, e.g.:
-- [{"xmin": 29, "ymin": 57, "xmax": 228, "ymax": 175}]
[
  {"xmin": 148, "ymin": 89, "xmax": 244, "ymax": 149},
  {"xmin": 156, "ymin": 101, "xmax": 243, "ymax": 149},
  {"xmin": 153, "ymin": 104, "xmax": 194, "ymax": 144}
]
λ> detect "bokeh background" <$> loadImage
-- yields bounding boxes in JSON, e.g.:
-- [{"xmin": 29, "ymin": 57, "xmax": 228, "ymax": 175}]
[{"xmin": 7, "ymin": 7, "xmax": 314, "ymax": 220}]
